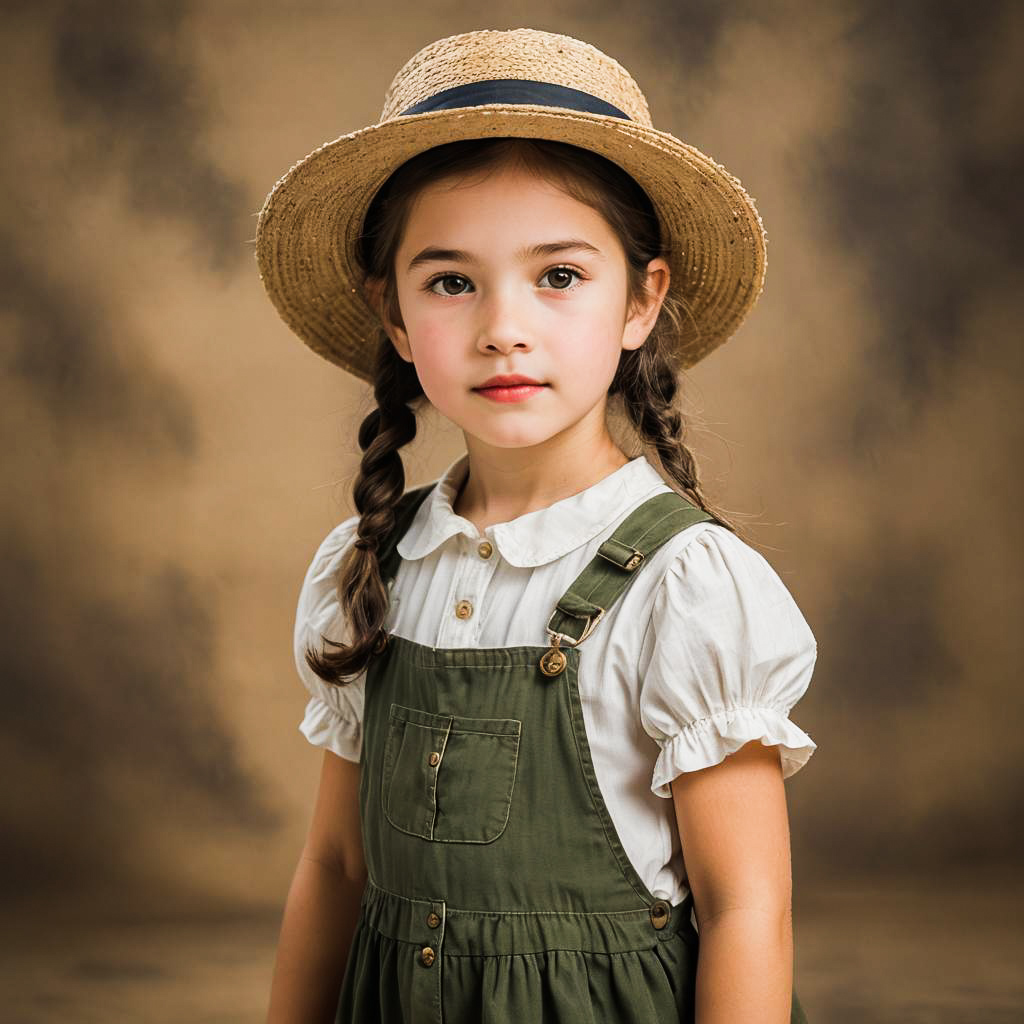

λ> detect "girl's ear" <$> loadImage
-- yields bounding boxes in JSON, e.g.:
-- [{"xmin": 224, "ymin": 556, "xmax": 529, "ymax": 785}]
[
  {"xmin": 361, "ymin": 275, "xmax": 386, "ymax": 320},
  {"xmin": 389, "ymin": 328, "xmax": 414, "ymax": 363},
  {"xmin": 361, "ymin": 276, "xmax": 414, "ymax": 363},
  {"xmin": 623, "ymin": 258, "xmax": 671, "ymax": 351}
]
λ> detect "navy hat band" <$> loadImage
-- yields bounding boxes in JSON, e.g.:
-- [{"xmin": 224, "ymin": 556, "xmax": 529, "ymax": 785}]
[{"xmin": 399, "ymin": 78, "xmax": 632, "ymax": 121}]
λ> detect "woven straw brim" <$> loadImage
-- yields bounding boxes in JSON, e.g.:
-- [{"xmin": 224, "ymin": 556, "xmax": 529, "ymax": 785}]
[{"xmin": 255, "ymin": 105, "xmax": 767, "ymax": 384}]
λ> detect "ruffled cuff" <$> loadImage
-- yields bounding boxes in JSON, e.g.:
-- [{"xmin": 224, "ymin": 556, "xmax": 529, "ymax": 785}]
[
  {"xmin": 651, "ymin": 705, "xmax": 816, "ymax": 798},
  {"xmin": 298, "ymin": 695, "xmax": 362, "ymax": 763}
]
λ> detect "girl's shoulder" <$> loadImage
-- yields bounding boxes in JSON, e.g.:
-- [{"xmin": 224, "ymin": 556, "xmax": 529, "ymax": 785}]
[
  {"xmin": 299, "ymin": 481, "xmax": 437, "ymax": 595},
  {"xmin": 301, "ymin": 512, "xmax": 362, "ymax": 590},
  {"xmin": 633, "ymin": 515, "xmax": 818, "ymax": 680},
  {"xmin": 611, "ymin": 483, "xmax": 790, "ymax": 591},
  {"xmin": 651, "ymin": 518, "xmax": 809, "ymax": 613}
]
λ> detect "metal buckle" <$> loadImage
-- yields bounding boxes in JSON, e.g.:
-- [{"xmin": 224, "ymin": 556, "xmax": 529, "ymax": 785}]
[
  {"xmin": 545, "ymin": 606, "xmax": 605, "ymax": 648},
  {"xmin": 598, "ymin": 544, "xmax": 645, "ymax": 571}
]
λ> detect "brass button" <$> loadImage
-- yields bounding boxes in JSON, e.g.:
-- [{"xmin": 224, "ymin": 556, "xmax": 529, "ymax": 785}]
[
  {"xmin": 649, "ymin": 899, "xmax": 671, "ymax": 930},
  {"xmin": 455, "ymin": 599, "xmax": 473, "ymax": 619},
  {"xmin": 426, "ymin": 911, "xmax": 441, "ymax": 928},
  {"xmin": 428, "ymin": 751, "xmax": 440, "ymax": 767},
  {"xmin": 420, "ymin": 946, "xmax": 436, "ymax": 967},
  {"xmin": 539, "ymin": 647, "xmax": 567, "ymax": 677},
  {"xmin": 477, "ymin": 540, "xmax": 493, "ymax": 559}
]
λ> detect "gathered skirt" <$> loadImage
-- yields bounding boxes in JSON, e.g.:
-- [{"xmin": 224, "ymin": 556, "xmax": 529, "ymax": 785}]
[{"xmin": 336, "ymin": 916, "xmax": 700, "ymax": 1023}]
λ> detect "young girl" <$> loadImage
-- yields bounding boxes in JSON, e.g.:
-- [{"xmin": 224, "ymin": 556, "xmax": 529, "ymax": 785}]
[{"xmin": 258, "ymin": 28, "xmax": 817, "ymax": 1024}]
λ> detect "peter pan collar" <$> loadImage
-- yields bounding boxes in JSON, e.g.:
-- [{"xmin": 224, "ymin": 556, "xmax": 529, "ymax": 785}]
[{"xmin": 396, "ymin": 451, "xmax": 671, "ymax": 568}]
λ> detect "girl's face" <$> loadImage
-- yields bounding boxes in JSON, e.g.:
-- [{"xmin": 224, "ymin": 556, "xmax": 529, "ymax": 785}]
[{"xmin": 380, "ymin": 161, "xmax": 668, "ymax": 458}]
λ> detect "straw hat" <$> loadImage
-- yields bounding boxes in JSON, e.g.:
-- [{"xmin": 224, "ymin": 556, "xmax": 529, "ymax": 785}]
[{"xmin": 255, "ymin": 28, "xmax": 767, "ymax": 384}]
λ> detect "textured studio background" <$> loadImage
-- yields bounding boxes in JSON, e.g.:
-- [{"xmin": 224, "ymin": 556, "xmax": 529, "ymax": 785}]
[{"xmin": 2, "ymin": 1, "xmax": 1021, "ymax": 1020}]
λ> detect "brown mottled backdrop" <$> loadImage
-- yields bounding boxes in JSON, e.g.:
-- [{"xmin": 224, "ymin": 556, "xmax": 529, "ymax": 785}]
[{"xmin": 2, "ymin": 1, "xmax": 1021, "ymax": 1020}]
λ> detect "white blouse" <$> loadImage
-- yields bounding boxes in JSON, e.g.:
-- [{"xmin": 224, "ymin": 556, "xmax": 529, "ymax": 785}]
[{"xmin": 293, "ymin": 452, "xmax": 818, "ymax": 906}]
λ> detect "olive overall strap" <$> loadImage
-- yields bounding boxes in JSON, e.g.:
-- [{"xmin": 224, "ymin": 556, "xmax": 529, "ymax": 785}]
[
  {"xmin": 376, "ymin": 482, "xmax": 436, "ymax": 586},
  {"xmin": 547, "ymin": 492, "xmax": 714, "ymax": 646}
]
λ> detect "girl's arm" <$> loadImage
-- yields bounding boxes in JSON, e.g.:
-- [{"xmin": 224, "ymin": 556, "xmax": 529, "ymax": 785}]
[
  {"xmin": 266, "ymin": 750, "xmax": 368, "ymax": 1024},
  {"xmin": 670, "ymin": 738, "xmax": 795, "ymax": 1024}
]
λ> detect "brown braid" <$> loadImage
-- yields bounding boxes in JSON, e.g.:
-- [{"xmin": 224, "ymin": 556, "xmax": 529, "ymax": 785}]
[
  {"xmin": 305, "ymin": 136, "xmax": 747, "ymax": 686},
  {"xmin": 304, "ymin": 332, "xmax": 425, "ymax": 684},
  {"xmin": 611, "ymin": 317, "xmax": 742, "ymax": 537}
]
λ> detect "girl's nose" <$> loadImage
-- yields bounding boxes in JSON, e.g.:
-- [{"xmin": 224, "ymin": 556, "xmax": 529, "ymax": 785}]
[{"xmin": 475, "ymin": 287, "xmax": 534, "ymax": 355}]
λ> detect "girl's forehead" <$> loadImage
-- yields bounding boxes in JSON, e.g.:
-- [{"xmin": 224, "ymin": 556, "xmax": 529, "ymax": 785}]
[
  {"xmin": 415, "ymin": 161, "xmax": 579, "ymax": 204},
  {"xmin": 400, "ymin": 205, "xmax": 618, "ymax": 268},
  {"xmin": 405, "ymin": 167, "xmax": 605, "ymax": 230}
]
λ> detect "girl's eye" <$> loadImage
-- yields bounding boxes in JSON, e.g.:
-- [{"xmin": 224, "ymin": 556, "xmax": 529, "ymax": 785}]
[
  {"xmin": 427, "ymin": 274, "xmax": 472, "ymax": 296},
  {"xmin": 540, "ymin": 266, "xmax": 584, "ymax": 290}
]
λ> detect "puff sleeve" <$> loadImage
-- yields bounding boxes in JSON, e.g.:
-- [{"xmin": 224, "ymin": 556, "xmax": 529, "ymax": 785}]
[
  {"xmin": 293, "ymin": 514, "xmax": 365, "ymax": 762},
  {"xmin": 639, "ymin": 524, "xmax": 818, "ymax": 798}
]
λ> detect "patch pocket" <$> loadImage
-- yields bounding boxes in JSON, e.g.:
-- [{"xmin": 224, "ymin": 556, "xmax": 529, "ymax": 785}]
[{"xmin": 381, "ymin": 702, "xmax": 522, "ymax": 844}]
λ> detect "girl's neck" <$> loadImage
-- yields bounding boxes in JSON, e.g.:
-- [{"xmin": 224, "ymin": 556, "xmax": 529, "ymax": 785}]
[{"xmin": 451, "ymin": 438, "xmax": 633, "ymax": 535}]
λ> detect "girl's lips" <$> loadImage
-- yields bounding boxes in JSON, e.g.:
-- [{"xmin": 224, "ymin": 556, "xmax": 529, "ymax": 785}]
[{"xmin": 474, "ymin": 384, "xmax": 549, "ymax": 404}]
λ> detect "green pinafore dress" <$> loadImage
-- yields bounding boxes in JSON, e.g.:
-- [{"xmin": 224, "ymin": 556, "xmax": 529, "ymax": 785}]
[{"xmin": 336, "ymin": 483, "xmax": 809, "ymax": 1023}]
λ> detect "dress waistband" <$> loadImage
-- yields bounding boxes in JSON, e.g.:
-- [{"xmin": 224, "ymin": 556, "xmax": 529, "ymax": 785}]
[{"xmin": 360, "ymin": 877, "xmax": 696, "ymax": 957}]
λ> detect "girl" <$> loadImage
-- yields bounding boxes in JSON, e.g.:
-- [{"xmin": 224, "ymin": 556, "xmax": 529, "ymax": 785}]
[{"xmin": 258, "ymin": 28, "xmax": 817, "ymax": 1024}]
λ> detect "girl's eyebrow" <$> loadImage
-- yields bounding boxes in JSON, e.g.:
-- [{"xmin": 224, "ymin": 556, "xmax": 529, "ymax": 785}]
[{"xmin": 407, "ymin": 239, "xmax": 605, "ymax": 271}]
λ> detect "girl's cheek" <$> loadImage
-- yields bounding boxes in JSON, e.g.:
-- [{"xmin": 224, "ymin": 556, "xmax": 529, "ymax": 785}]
[
  {"xmin": 411, "ymin": 343, "xmax": 462, "ymax": 388},
  {"xmin": 414, "ymin": 332, "xmax": 454, "ymax": 363}
]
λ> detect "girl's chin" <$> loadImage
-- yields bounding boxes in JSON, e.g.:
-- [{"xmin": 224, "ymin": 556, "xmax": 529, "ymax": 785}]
[{"xmin": 459, "ymin": 427, "xmax": 578, "ymax": 453}]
